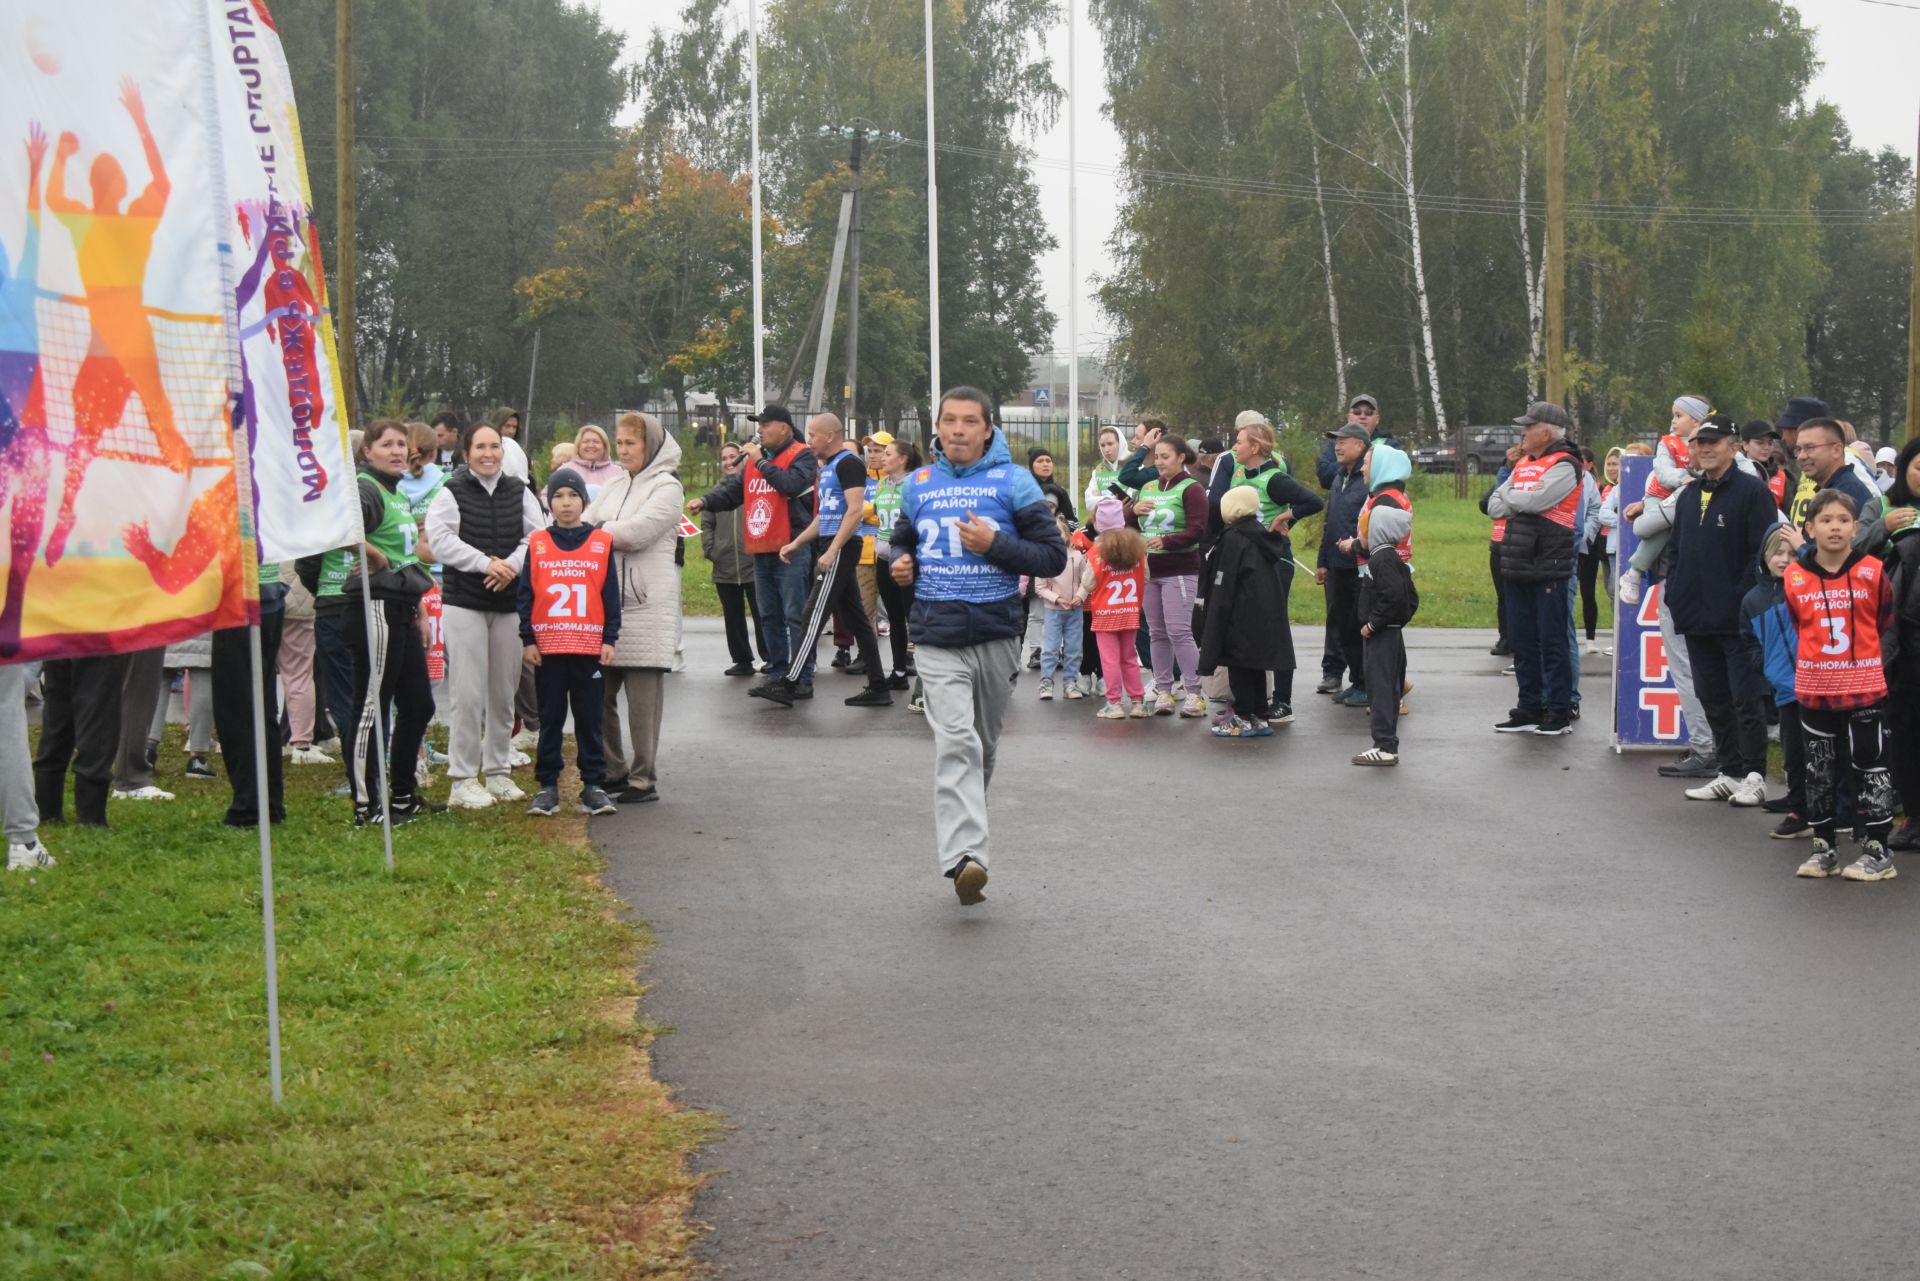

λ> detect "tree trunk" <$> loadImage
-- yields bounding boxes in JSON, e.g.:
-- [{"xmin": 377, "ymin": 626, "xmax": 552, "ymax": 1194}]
[
  {"xmin": 1289, "ymin": 31, "xmax": 1348, "ymax": 408},
  {"xmin": 1398, "ymin": 0, "xmax": 1448, "ymax": 436}
]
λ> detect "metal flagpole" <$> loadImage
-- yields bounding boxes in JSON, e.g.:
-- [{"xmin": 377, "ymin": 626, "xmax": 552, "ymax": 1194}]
[
  {"xmin": 749, "ymin": 0, "xmax": 766, "ymax": 410},
  {"xmin": 925, "ymin": 0, "xmax": 941, "ymax": 413},
  {"xmin": 245, "ymin": 619, "xmax": 283, "ymax": 1102},
  {"xmin": 1065, "ymin": 0, "xmax": 1080, "ymax": 499},
  {"xmin": 522, "ymin": 328, "xmax": 542, "ymax": 451},
  {"xmin": 353, "ymin": 544, "xmax": 397, "ymax": 871}
]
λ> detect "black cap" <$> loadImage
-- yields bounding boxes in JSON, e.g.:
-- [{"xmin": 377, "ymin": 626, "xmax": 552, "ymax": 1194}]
[
  {"xmin": 746, "ymin": 403, "xmax": 795, "ymax": 427},
  {"xmin": 1774, "ymin": 396, "xmax": 1829, "ymax": 430},
  {"xmin": 1325, "ymin": 423, "xmax": 1370, "ymax": 442},
  {"xmin": 1512, "ymin": 400, "xmax": 1571, "ymax": 429},
  {"xmin": 1740, "ymin": 420, "xmax": 1779, "ymax": 443},
  {"xmin": 1692, "ymin": 414, "xmax": 1738, "ymax": 442},
  {"xmin": 1194, "ymin": 438, "xmax": 1228, "ymax": 455}
]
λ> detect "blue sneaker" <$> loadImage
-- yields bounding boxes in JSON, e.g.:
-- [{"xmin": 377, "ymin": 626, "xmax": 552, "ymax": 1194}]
[{"xmin": 1336, "ymin": 687, "xmax": 1370, "ymax": 708}]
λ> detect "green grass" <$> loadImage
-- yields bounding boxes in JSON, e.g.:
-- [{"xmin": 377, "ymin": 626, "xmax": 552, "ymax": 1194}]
[
  {"xmin": 676, "ymin": 476, "xmax": 1612, "ymax": 631},
  {"xmin": 1, "ymin": 735, "xmax": 714, "ymax": 1280}
]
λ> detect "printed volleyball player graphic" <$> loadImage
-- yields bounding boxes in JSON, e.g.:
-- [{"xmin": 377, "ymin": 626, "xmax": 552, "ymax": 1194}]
[
  {"xmin": 0, "ymin": 123, "xmax": 55, "ymax": 655},
  {"xmin": 1, "ymin": 11, "xmax": 250, "ymax": 657},
  {"xmin": 45, "ymin": 79, "xmax": 196, "ymax": 566}
]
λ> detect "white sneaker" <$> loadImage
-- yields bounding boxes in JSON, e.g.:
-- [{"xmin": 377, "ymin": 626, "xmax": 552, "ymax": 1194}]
[
  {"xmin": 1037, "ymin": 679, "xmax": 1054, "ymax": 700},
  {"xmin": 112, "ymin": 785, "xmax": 174, "ymax": 801},
  {"xmin": 507, "ymin": 748, "xmax": 532, "ymax": 769},
  {"xmin": 7, "ymin": 839, "xmax": 53, "ymax": 871},
  {"xmin": 484, "ymin": 774, "xmax": 526, "ymax": 802},
  {"xmin": 1618, "ymin": 568, "xmax": 1644, "ymax": 606},
  {"xmin": 1064, "ymin": 684, "xmax": 1086, "ymax": 700},
  {"xmin": 1152, "ymin": 690, "xmax": 1176, "ymax": 716},
  {"xmin": 1684, "ymin": 774, "xmax": 1740, "ymax": 802},
  {"xmin": 447, "ymin": 777, "xmax": 495, "ymax": 810},
  {"xmin": 1583, "ymin": 640, "xmax": 1602, "ymax": 655},
  {"xmin": 1179, "ymin": 692, "xmax": 1208, "ymax": 718},
  {"xmin": 289, "ymin": 746, "xmax": 334, "ymax": 766},
  {"xmin": 1729, "ymin": 772, "xmax": 1768, "ymax": 807},
  {"xmin": 509, "ymin": 728, "xmax": 539, "ymax": 752}
]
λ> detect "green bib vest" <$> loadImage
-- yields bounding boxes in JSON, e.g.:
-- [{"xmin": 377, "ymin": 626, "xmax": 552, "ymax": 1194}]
[
  {"xmin": 1231, "ymin": 461, "xmax": 1286, "ymax": 528},
  {"xmin": 1137, "ymin": 475, "xmax": 1194, "ymax": 550},
  {"xmin": 367, "ymin": 480, "xmax": 419, "ymax": 571}
]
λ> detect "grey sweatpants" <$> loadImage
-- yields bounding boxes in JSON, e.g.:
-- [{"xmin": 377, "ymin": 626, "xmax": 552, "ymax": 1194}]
[
  {"xmin": 602, "ymin": 666, "xmax": 665, "ymax": 790},
  {"xmin": 0, "ymin": 663, "xmax": 38, "ymax": 844},
  {"xmin": 116, "ymin": 647, "xmax": 166, "ymax": 790},
  {"xmin": 917, "ymin": 636, "xmax": 1020, "ymax": 875},
  {"xmin": 1656, "ymin": 589, "xmax": 1714, "ymax": 756},
  {"xmin": 442, "ymin": 604, "xmax": 520, "ymax": 780}
]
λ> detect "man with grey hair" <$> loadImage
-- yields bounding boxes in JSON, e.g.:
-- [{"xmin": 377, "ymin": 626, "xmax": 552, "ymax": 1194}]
[
  {"xmin": 1315, "ymin": 394, "xmax": 1395, "ymax": 693},
  {"xmin": 1486, "ymin": 401, "xmax": 1582, "ymax": 735}
]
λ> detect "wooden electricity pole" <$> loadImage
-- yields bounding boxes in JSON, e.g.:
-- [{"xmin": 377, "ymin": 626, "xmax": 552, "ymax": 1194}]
[
  {"xmin": 1908, "ymin": 108, "xmax": 1919, "ymax": 440},
  {"xmin": 335, "ymin": 0, "xmax": 358, "ymax": 424},
  {"xmin": 1543, "ymin": 0, "xmax": 1567, "ymax": 406}
]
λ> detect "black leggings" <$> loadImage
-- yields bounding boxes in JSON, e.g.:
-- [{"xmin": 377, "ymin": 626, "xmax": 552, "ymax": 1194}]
[
  {"xmin": 346, "ymin": 596, "xmax": 434, "ymax": 810},
  {"xmin": 1803, "ymin": 704, "xmax": 1894, "ymax": 846},
  {"xmin": 1577, "ymin": 548, "xmax": 1603, "ymax": 640},
  {"xmin": 874, "ymin": 560, "xmax": 915, "ymax": 673}
]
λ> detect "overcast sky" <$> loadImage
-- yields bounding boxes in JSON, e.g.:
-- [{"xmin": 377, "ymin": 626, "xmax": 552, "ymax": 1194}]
[{"xmin": 605, "ymin": 0, "xmax": 1918, "ymax": 356}]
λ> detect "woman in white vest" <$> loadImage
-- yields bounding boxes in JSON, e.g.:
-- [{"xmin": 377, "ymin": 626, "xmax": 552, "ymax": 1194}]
[{"xmin": 424, "ymin": 424, "xmax": 545, "ymax": 809}]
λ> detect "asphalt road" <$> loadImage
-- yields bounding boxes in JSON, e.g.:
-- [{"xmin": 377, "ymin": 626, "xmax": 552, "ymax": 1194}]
[{"xmin": 598, "ymin": 620, "xmax": 1920, "ymax": 1281}]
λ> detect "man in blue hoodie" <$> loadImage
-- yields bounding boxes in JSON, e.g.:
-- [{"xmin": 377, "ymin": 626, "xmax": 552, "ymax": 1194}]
[{"xmin": 890, "ymin": 387, "xmax": 1067, "ymax": 906}]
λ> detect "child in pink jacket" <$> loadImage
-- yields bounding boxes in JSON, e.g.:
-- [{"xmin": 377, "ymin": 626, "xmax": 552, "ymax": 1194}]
[{"xmin": 1033, "ymin": 514, "xmax": 1092, "ymax": 699}]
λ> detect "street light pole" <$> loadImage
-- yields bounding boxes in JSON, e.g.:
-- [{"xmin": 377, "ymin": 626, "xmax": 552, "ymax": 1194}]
[{"xmin": 844, "ymin": 126, "xmax": 867, "ymax": 433}]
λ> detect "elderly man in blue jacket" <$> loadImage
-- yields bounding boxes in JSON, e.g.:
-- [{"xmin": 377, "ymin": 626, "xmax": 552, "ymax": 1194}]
[{"xmin": 889, "ymin": 387, "xmax": 1067, "ymax": 907}]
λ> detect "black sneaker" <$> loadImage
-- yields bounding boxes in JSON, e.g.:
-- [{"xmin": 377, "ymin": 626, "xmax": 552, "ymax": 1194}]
[
  {"xmin": 1569, "ymin": 703, "xmax": 1581, "ymax": 721},
  {"xmin": 845, "ymin": 687, "xmax": 893, "ymax": 708},
  {"xmin": 527, "ymin": 786, "xmax": 561, "ymax": 817},
  {"xmin": 1490, "ymin": 640, "xmax": 1512, "ymax": 657},
  {"xmin": 1267, "ymin": 701, "xmax": 1294, "ymax": 725},
  {"xmin": 1533, "ymin": 712, "xmax": 1573, "ymax": 736},
  {"xmin": 389, "ymin": 793, "xmax": 445, "ymax": 825},
  {"xmin": 579, "ymin": 785, "xmax": 618, "ymax": 816},
  {"xmin": 1494, "ymin": 709, "xmax": 1543, "ymax": 733},
  {"xmin": 1770, "ymin": 814, "xmax": 1812, "ymax": 840},
  {"xmin": 1888, "ymin": 821, "xmax": 1920, "ymax": 852},
  {"xmin": 749, "ymin": 680, "xmax": 796, "ymax": 707},
  {"xmin": 617, "ymin": 786, "xmax": 659, "ymax": 804},
  {"xmin": 1657, "ymin": 751, "xmax": 1718, "ymax": 779},
  {"xmin": 1760, "ymin": 794, "xmax": 1797, "ymax": 814},
  {"xmin": 950, "ymin": 855, "xmax": 989, "ymax": 906},
  {"xmin": 790, "ymin": 682, "xmax": 814, "ymax": 700},
  {"xmin": 845, "ymin": 659, "xmax": 868, "ymax": 676},
  {"xmin": 185, "ymin": 755, "xmax": 216, "ymax": 779},
  {"xmin": 830, "ymin": 647, "xmax": 851, "ymax": 670},
  {"xmin": 724, "ymin": 661, "xmax": 757, "ymax": 677},
  {"xmin": 1316, "ymin": 675, "xmax": 1342, "ymax": 696},
  {"xmin": 886, "ymin": 671, "xmax": 911, "ymax": 690}
]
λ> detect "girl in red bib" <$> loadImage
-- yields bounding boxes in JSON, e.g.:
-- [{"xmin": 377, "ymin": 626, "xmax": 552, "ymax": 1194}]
[
  {"xmin": 1088, "ymin": 524, "xmax": 1149, "ymax": 719},
  {"xmin": 519, "ymin": 468, "xmax": 622, "ymax": 818},
  {"xmin": 1782, "ymin": 489, "xmax": 1897, "ymax": 881}
]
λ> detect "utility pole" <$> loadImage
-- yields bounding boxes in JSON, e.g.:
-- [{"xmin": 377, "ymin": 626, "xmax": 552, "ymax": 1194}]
[
  {"xmin": 844, "ymin": 126, "xmax": 867, "ymax": 433},
  {"xmin": 1907, "ymin": 107, "xmax": 1919, "ymax": 440},
  {"xmin": 1543, "ymin": 0, "xmax": 1567, "ymax": 406},
  {"xmin": 335, "ymin": 0, "xmax": 357, "ymax": 423}
]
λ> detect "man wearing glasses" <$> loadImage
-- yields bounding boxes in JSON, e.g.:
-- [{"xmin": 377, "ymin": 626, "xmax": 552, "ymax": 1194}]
[
  {"xmin": 1783, "ymin": 417, "xmax": 1881, "ymax": 546},
  {"xmin": 1314, "ymin": 395, "xmax": 1397, "ymax": 695}
]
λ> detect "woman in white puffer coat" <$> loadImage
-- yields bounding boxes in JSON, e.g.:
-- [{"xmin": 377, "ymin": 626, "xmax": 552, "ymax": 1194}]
[{"xmin": 583, "ymin": 412, "xmax": 684, "ymax": 803}]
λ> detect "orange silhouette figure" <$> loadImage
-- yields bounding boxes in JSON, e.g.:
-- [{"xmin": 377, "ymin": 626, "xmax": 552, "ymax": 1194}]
[
  {"xmin": 123, "ymin": 468, "xmax": 242, "ymax": 613},
  {"xmin": 46, "ymin": 79, "xmax": 193, "ymax": 567}
]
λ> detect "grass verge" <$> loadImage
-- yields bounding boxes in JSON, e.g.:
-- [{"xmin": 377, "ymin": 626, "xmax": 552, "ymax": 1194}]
[{"xmin": 1, "ymin": 734, "xmax": 715, "ymax": 1280}]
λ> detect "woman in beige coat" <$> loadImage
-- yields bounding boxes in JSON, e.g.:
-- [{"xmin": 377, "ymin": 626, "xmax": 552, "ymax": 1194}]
[{"xmin": 583, "ymin": 412, "xmax": 684, "ymax": 803}]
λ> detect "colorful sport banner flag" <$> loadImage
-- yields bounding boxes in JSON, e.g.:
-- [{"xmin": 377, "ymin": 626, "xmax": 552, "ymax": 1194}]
[
  {"xmin": 423, "ymin": 584, "xmax": 445, "ymax": 682},
  {"xmin": 1611, "ymin": 456, "xmax": 1691, "ymax": 750},
  {"xmin": 0, "ymin": 1, "xmax": 250, "ymax": 659},
  {"xmin": 208, "ymin": 0, "xmax": 357, "ymax": 562}
]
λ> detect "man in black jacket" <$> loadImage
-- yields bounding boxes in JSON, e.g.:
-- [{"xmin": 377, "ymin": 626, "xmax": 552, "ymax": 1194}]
[
  {"xmin": 1316, "ymin": 425, "xmax": 1370, "ymax": 703},
  {"xmin": 1667, "ymin": 419, "xmax": 1781, "ymax": 807},
  {"xmin": 1485, "ymin": 401, "xmax": 1582, "ymax": 735}
]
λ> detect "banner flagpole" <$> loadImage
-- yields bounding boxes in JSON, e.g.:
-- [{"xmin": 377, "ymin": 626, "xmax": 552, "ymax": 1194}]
[{"xmin": 196, "ymin": 0, "xmax": 284, "ymax": 1101}]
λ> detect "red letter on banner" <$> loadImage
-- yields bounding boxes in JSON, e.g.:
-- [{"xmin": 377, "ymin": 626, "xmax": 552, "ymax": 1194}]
[
  {"xmin": 1640, "ymin": 689, "xmax": 1684, "ymax": 740},
  {"xmin": 1641, "ymin": 631, "xmax": 1668, "ymax": 682},
  {"xmin": 1637, "ymin": 582, "xmax": 1662, "ymax": 627}
]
